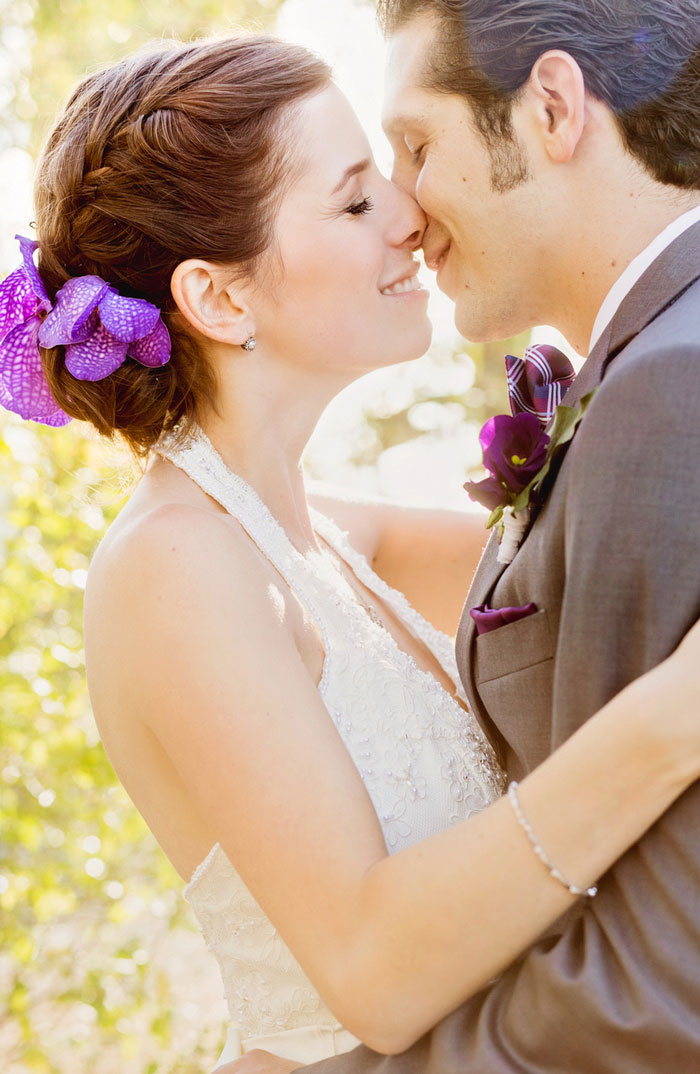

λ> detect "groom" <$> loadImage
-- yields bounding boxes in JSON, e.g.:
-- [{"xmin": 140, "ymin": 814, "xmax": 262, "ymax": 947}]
[{"xmin": 256, "ymin": 1, "xmax": 700, "ymax": 1070}]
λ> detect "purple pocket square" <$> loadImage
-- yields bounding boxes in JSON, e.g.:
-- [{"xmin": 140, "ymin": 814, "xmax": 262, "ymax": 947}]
[{"xmin": 470, "ymin": 602, "xmax": 538, "ymax": 636}]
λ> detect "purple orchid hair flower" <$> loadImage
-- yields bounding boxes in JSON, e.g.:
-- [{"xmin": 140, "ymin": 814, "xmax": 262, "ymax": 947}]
[
  {"xmin": 0, "ymin": 234, "xmax": 171, "ymax": 427},
  {"xmin": 38, "ymin": 275, "xmax": 171, "ymax": 381},
  {"xmin": 0, "ymin": 237, "xmax": 70, "ymax": 426},
  {"xmin": 17, "ymin": 234, "xmax": 51, "ymax": 308}
]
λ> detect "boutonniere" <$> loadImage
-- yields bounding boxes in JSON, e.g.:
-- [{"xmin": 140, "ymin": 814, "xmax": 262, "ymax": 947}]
[{"xmin": 464, "ymin": 391, "xmax": 597, "ymax": 564}]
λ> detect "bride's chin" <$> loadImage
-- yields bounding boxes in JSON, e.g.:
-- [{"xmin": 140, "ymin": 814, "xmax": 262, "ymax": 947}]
[
  {"xmin": 369, "ymin": 336, "xmax": 435, "ymax": 372},
  {"xmin": 404, "ymin": 318, "xmax": 434, "ymax": 360},
  {"xmin": 337, "ymin": 318, "xmax": 434, "ymax": 376}
]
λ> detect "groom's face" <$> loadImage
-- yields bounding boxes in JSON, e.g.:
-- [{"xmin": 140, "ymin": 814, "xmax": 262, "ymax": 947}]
[{"xmin": 383, "ymin": 16, "xmax": 547, "ymax": 342}]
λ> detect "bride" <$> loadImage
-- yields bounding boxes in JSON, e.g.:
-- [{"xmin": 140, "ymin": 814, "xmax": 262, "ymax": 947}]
[{"xmin": 5, "ymin": 32, "xmax": 700, "ymax": 1073}]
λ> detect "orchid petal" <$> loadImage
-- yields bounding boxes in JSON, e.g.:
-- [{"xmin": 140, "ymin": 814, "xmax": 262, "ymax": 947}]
[
  {"xmin": 0, "ymin": 377, "xmax": 13, "ymax": 411},
  {"xmin": 39, "ymin": 276, "xmax": 109, "ymax": 347},
  {"xmin": 127, "ymin": 316, "xmax": 171, "ymax": 367},
  {"xmin": 65, "ymin": 321, "xmax": 128, "ymax": 381},
  {"xmin": 0, "ymin": 315, "xmax": 71, "ymax": 425},
  {"xmin": 16, "ymin": 234, "xmax": 51, "ymax": 308},
  {"xmin": 35, "ymin": 405, "xmax": 73, "ymax": 427},
  {"xmin": 98, "ymin": 289, "xmax": 160, "ymax": 342},
  {"xmin": 0, "ymin": 268, "xmax": 42, "ymax": 342}
]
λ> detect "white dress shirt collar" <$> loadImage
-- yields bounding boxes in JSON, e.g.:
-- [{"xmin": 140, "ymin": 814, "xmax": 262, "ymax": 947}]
[{"xmin": 588, "ymin": 203, "xmax": 700, "ymax": 354}]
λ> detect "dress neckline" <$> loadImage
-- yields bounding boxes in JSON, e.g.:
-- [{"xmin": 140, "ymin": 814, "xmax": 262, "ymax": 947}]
[
  {"xmin": 157, "ymin": 424, "xmax": 324, "ymax": 562},
  {"xmin": 156, "ymin": 424, "xmax": 463, "ymax": 683},
  {"xmin": 157, "ymin": 426, "xmax": 429, "ymax": 643}
]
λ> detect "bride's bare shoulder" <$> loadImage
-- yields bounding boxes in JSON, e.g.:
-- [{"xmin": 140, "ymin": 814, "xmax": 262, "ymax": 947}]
[{"xmin": 86, "ymin": 460, "xmax": 275, "ymax": 626}]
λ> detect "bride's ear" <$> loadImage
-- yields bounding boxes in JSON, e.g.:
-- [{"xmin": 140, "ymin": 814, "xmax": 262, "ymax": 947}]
[
  {"xmin": 527, "ymin": 50, "xmax": 587, "ymax": 164},
  {"xmin": 170, "ymin": 260, "xmax": 255, "ymax": 347}
]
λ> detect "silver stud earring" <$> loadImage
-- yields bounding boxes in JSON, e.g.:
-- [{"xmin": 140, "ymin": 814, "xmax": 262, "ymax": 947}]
[{"xmin": 241, "ymin": 334, "xmax": 257, "ymax": 353}]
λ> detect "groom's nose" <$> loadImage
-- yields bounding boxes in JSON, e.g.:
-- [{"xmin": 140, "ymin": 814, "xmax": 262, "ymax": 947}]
[
  {"xmin": 388, "ymin": 161, "xmax": 428, "ymax": 244},
  {"xmin": 390, "ymin": 183, "xmax": 427, "ymax": 251},
  {"xmin": 390, "ymin": 155, "xmax": 420, "ymax": 201},
  {"xmin": 390, "ymin": 175, "xmax": 446, "ymax": 259}
]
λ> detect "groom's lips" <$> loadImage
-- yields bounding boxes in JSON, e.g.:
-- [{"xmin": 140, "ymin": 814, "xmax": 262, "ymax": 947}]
[{"xmin": 424, "ymin": 242, "xmax": 451, "ymax": 274}]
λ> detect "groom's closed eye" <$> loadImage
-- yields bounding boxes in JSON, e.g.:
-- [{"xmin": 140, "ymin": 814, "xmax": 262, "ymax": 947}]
[
  {"xmin": 405, "ymin": 141, "xmax": 427, "ymax": 167},
  {"xmin": 383, "ymin": 109, "xmax": 430, "ymax": 152}
]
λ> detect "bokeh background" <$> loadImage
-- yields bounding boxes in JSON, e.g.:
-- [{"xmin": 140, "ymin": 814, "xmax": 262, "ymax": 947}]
[{"xmin": 0, "ymin": 1, "xmax": 576, "ymax": 1070}]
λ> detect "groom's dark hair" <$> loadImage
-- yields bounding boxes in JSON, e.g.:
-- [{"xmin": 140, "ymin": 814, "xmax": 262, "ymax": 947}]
[{"xmin": 377, "ymin": 0, "xmax": 700, "ymax": 189}]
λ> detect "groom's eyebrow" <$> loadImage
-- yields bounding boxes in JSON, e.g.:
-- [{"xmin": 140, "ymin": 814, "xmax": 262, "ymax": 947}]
[
  {"xmin": 383, "ymin": 111, "xmax": 428, "ymax": 138},
  {"xmin": 331, "ymin": 159, "xmax": 371, "ymax": 196}
]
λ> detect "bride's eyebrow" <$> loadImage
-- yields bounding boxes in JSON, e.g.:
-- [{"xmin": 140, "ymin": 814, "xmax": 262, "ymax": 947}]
[{"xmin": 331, "ymin": 159, "xmax": 371, "ymax": 196}]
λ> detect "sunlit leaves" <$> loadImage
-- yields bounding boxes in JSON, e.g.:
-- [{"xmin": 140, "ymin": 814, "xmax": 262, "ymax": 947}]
[
  {"xmin": 30, "ymin": 0, "xmax": 283, "ymax": 154},
  {"xmin": 0, "ymin": 415, "xmax": 227, "ymax": 1069}
]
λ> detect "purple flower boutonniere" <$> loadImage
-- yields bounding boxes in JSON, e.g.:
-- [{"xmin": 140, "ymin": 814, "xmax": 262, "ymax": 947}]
[{"xmin": 465, "ymin": 391, "xmax": 597, "ymax": 564}]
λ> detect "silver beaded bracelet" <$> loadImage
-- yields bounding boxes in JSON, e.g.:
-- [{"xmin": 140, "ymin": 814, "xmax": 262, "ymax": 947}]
[{"xmin": 507, "ymin": 781, "xmax": 598, "ymax": 899}]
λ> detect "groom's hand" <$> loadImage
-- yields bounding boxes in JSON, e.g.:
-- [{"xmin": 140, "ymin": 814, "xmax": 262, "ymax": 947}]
[{"xmin": 214, "ymin": 1051, "xmax": 303, "ymax": 1074}]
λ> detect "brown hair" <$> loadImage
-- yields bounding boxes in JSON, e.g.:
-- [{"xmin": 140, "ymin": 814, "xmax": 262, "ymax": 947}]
[
  {"xmin": 377, "ymin": 0, "xmax": 700, "ymax": 190},
  {"xmin": 34, "ymin": 34, "xmax": 331, "ymax": 455}
]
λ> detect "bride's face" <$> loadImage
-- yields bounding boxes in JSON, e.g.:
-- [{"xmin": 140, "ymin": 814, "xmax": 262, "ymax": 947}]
[{"xmin": 253, "ymin": 84, "xmax": 432, "ymax": 376}]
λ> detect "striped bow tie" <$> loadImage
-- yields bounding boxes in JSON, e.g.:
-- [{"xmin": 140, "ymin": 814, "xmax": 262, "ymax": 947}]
[{"xmin": 505, "ymin": 344, "xmax": 576, "ymax": 428}]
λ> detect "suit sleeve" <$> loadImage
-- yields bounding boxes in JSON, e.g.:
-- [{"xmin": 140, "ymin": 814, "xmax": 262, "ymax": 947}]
[{"xmin": 298, "ymin": 341, "xmax": 700, "ymax": 1074}]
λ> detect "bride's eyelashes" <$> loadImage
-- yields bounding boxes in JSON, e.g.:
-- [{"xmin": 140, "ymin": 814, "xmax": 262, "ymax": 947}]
[{"xmin": 345, "ymin": 195, "xmax": 375, "ymax": 217}]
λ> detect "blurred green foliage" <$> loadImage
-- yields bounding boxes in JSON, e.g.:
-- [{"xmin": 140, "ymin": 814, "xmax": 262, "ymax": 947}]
[
  {"xmin": 0, "ymin": 419, "xmax": 227, "ymax": 1071},
  {"xmin": 0, "ymin": 0, "xmax": 282, "ymax": 158},
  {"xmin": 29, "ymin": 0, "xmax": 282, "ymax": 152},
  {"xmin": 359, "ymin": 339, "xmax": 513, "ymax": 468}
]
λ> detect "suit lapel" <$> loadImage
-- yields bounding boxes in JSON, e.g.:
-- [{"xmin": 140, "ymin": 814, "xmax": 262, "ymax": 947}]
[
  {"xmin": 564, "ymin": 219, "xmax": 700, "ymax": 406},
  {"xmin": 454, "ymin": 330, "xmax": 613, "ymax": 701},
  {"xmin": 455, "ymin": 527, "xmax": 501, "ymax": 716},
  {"xmin": 560, "ymin": 323, "xmax": 613, "ymax": 408},
  {"xmin": 456, "ymin": 220, "xmax": 700, "ymax": 703}
]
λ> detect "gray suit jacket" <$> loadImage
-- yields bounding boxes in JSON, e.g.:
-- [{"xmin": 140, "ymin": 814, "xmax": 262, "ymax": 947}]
[{"xmin": 303, "ymin": 223, "xmax": 700, "ymax": 1072}]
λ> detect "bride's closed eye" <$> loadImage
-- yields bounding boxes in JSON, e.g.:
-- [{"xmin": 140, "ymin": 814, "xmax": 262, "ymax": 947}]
[{"xmin": 345, "ymin": 195, "xmax": 375, "ymax": 216}]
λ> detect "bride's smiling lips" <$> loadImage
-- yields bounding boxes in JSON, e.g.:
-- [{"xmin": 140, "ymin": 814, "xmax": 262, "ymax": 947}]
[{"xmin": 379, "ymin": 263, "xmax": 426, "ymax": 296}]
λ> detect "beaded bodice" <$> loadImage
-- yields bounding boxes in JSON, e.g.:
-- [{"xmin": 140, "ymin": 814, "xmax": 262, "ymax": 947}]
[{"xmin": 156, "ymin": 427, "xmax": 505, "ymax": 1046}]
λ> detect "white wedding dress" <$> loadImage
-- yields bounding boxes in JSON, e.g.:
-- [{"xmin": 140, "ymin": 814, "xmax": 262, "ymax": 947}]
[{"xmin": 156, "ymin": 427, "xmax": 506, "ymax": 1067}]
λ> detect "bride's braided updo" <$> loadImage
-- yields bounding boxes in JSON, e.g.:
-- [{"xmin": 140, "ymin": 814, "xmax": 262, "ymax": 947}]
[{"xmin": 34, "ymin": 35, "xmax": 331, "ymax": 454}]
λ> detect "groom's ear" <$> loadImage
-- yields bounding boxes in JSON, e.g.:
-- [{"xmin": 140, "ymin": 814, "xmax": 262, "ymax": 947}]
[{"xmin": 526, "ymin": 50, "xmax": 587, "ymax": 164}]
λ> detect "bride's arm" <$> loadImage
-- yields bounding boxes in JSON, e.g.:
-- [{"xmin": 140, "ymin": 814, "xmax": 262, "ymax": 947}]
[{"xmin": 107, "ymin": 506, "xmax": 700, "ymax": 1056}]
